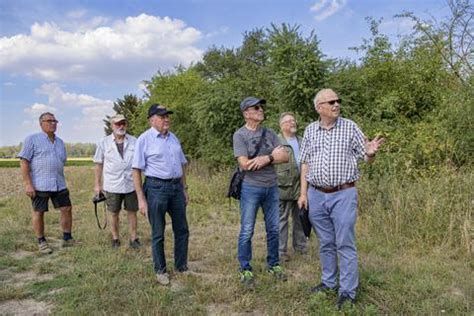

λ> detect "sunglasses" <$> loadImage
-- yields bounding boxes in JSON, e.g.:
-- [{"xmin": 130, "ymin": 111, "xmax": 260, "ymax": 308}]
[
  {"xmin": 42, "ymin": 119, "xmax": 59, "ymax": 124},
  {"xmin": 320, "ymin": 99, "xmax": 341, "ymax": 106},
  {"xmin": 248, "ymin": 105, "xmax": 265, "ymax": 111},
  {"xmin": 114, "ymin": 121, "xmax": 127, "ymax": 126}
]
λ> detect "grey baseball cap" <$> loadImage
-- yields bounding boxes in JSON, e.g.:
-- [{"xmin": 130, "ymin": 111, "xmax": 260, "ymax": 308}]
[{"xmin": 240, "ymin": 97, "xmax": 266, "ymax": 111}]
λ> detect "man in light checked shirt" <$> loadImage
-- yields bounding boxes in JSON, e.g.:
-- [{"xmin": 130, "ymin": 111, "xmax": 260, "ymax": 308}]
[
  {"xmin": 297, "ymin": 89, "xmax": 384, "ymax": 309},
  {"xmin": 18, "ymin": 112, "xmax": 74, "ymax": 254}
]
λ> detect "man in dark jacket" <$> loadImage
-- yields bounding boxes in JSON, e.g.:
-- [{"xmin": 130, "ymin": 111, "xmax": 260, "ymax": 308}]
[{"xmin": 276, "ymin": 112, "xmax": 307, "ymax": 261}]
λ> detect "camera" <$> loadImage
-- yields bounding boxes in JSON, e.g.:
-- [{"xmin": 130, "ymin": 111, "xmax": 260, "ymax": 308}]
[{"xmin": 92, "ymin": 192, "xmax": 107, "ymax": 204}]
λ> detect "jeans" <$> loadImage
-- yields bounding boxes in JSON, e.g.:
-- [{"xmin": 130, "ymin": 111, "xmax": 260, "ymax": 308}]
[
  {"xmin": 238, "ymin": 182, "xmax": 280, "ymax": 271},
  {"xmin": 144, "ymin": 177, "xmax": 189, "ymax": 273},
  {"xmin": 279, "ymin": 199, "xmax": 307, "ymax": 255},
  {"xmin": 308, "ymin": 186, "xmax": 358, "ymax": 299}
]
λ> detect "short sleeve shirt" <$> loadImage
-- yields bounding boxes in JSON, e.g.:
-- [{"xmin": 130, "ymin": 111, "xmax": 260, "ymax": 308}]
[
  {"xmin": 132, "ymin": 128, "xmax": 187, "ymax": 179},
  {"xmin": 93, "ymin": 134, "xmax": 137, "ymax": 194},
  {"xmin": 299, "ymin": 117, "xmax": 366, "ymax": 187},
  {"xmin": 17, "ymin": 132, "xmax": 67, "ymax": 191},
  {"xmin": 233, "ymin": 126, "xmax": 281, "ymax": 187}
]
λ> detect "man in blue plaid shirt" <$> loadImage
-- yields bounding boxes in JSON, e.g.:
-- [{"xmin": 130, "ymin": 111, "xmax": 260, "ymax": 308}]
[
  {"xmin": 298, "ymin": 89, "xmax": 384, "ymax": 309},
  {"xmin": 18, "ymin": 112, "xmax": 74, "ymax": 254}
]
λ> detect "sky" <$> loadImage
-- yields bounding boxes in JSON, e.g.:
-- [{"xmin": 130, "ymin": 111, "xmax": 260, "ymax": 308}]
[{"xmin": 0, "ymin": 0, "xmax": 448, "ymax": 146}]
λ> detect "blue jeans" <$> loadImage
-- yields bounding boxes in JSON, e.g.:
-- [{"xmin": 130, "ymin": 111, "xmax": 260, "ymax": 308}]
[
  {"xmin": 308, "ymin": 186, "xmax": 358, "ymax": 299},
  {"xmin": 144, "ymin": 177, "xmax": 189, "ymax": 273},
  {"xmin": 238, "ymin": 182, "xmax": 280, "ymax": 271}
]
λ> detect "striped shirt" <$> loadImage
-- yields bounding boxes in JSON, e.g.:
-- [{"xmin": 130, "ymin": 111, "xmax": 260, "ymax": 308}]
[
  {"xmin": 17, "ymin": 132, "xmax": 67, "ymax": 191},
  {"xmin": 132, "ymin": 127, "xmax": 187, "ymax": 179},
  {"xmin": 299, "ymin": 117, "xmax": 366, "ymax": 188}
]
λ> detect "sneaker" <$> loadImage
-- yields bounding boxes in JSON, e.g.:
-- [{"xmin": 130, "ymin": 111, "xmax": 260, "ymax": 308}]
[
  {"xmin": 38, "ymin": 241, "xmax": 53, "ymax": 254},
  {"xmin": 267, "ymin": 265, "xmax": 287, "ymax": 281},
  {"xmin": 112, "ymin": 239, "xmax": 121, "ymax": 248},
  {"xmin": 336, "ymin": 293, "xmax": 355, "ymax": 310},
  {"xmin": 129, "ymin": 238, "xmax": 141, "ymax": 249},
  {"xmin": 61, "ymin": 239, "xmax": 75, "ymax": 248},
  {"xmin": 155, "ymin": 272, "xmax": 170, "ymax": 285},
  {"xmin": 310, "ymin": 282, "xmax": 337, "ymax": 294},
  {"xmin": 239, "ymin": 270, "xmax": 255, "ymax": 289}
]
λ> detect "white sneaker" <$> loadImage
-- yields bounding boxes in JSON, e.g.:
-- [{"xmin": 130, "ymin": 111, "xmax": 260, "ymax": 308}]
[{"xmin": 156, "ymin": 272, "xmax": 170, "ymax": 285}]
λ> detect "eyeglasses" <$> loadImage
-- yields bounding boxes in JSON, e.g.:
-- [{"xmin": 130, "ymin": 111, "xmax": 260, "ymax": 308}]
[
  {"xmin": 114, "ymin": 121, "xmax": 127, "ymax": 126},
  {"xmin": 282, "ymin": 119, "xmax": 296, "ymax": 124},
  {"xmin": 319, "ymin": 99, "xmax": 341, "ymax": 106},
  {"xmin": 42, "ymin": 119, "xmax": 59, "ymax": 124}
]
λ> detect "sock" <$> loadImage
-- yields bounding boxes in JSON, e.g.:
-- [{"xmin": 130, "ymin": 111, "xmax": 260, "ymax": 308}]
[
  {"xmin": 38, "ymin": 236, "xmax": 46, "ymax": 243},
  {"xmin": 63, "ymin": 232, "xmax": 72, "ymax": 241}
]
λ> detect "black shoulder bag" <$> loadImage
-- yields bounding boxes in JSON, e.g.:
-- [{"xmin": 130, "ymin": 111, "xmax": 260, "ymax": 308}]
[{"xmin": 227, "ymin": 128, "xmax": 267, "ymax": 200}]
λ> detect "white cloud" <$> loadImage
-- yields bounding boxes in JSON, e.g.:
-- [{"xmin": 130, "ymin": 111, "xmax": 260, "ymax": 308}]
[
  {"xmin": 24, "ymin": 103, "xmax": 57, "ymax": 117},
  {"xmin": 0, "ymin": 14, "xmax": 203, "ymax": 83},
  {"xmin": 310, "ymin": 0, "xmax": 347, "ymax": 21},
  {"xmin": 206, "ymin": 26, "xmax": 229, "ymax": 38}
]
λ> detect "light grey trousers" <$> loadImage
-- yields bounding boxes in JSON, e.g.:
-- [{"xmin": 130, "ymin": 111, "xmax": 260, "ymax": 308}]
[{"xmin": 279, "ymin": 199, "xmax": 307, "ymax": 255}]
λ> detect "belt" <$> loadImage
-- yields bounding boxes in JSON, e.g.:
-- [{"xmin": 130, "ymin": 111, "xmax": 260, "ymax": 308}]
[
  {"xmin": 311, "ymin": 182, "xmax": 355, "ymax": 193},
  {"xmin": 146, "ymin": 176, "xmax": 182, "ymax": 184}
]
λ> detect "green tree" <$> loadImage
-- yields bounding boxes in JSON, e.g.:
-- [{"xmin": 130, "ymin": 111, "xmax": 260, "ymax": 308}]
[{"xmin": 104, "ymin": 94, "xmax": 141, "ymax": 136}]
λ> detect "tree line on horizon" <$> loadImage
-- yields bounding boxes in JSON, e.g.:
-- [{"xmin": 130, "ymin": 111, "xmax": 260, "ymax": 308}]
[{"xmin": 3, "ymin": 1, "xmax": 472, "ymax": 177}]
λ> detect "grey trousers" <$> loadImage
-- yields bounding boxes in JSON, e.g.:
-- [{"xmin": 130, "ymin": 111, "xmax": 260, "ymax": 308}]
[{"xmin": 279, "ymin": 199, "xmax": 307, "ymax": 255}]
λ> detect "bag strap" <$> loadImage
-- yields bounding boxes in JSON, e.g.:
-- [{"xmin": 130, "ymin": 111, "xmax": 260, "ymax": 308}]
[
  {"xmin": 94, "ymin": 201, "xmax": 107, "ymax": 230},
  {"xmin": 249, "ymin": 128, "xmax": 267, "ymax": 159}
]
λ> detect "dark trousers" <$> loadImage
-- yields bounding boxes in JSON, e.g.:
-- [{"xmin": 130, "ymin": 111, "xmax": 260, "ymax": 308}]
[{"xmin": 144, "ymin": 177, "xmax": 189, "ymax": 273}]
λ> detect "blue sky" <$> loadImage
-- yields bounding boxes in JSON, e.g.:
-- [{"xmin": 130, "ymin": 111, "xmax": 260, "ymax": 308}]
[{"xmin": 0, "ymin": 0, "xmax": 447, "ymax": 146}]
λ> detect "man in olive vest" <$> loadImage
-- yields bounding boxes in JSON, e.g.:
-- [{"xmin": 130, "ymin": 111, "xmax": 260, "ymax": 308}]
[{"xmin": 276, "ymin": 112, "xmax": 307, "ymax": 262}]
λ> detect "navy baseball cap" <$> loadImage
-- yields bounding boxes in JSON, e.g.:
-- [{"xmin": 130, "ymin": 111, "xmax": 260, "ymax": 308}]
[
  {"xmin": 240, "ymin": 97, "xmax": 266, "ymax": 111},
  {"xmin": 148, "ymin": 104, "xmax": 174, "ymax": 118}
]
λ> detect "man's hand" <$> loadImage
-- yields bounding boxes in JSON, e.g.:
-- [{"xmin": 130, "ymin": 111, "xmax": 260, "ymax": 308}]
[
  {"xmin": 246, "ymin": 155, "xmax": 271, "ymax": 171},
  {"xmin": 184, "ymin": 190, "xmax": 189, "ymax": 206},
  {"xmin": 271, "ymin": 145, "xmax": 288, "ymax": 161},
  {"xmin": 138, "ymin": 198, "xmax": 148, "ymax": 219},
  {"xmin": 365, "ymin": 135, "xmax": 385, "ymax": 156},
  {"xmin": 25, "ymin": 183, "xmax": 36, "ymax": 198},
  {"xmin": 297, "ymin": 194, "xmax": 308, "ymax": 210},
  {"xmin": 94, "ymin": 184, "xmax": 102, "ymax": 196}
]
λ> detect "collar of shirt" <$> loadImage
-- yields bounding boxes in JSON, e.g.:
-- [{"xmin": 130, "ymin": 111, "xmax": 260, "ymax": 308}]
[
  {"xmin": 40, "ymin": 131, "xmax": 56, "ymax": 143},
  {"xmin": 150, "ymin": 127, "xmax": 169, "ymax": 139},
  {"xmin": 316, "ymin": 117, "xmax": 341, "ymax": 131}
]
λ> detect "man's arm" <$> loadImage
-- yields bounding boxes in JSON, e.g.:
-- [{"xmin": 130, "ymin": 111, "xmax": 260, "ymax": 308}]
[
  {"xmin": 245, "ymin": 146, "xmax": 289, "ymax": 171},
  {"xmin": 132, "ymin": 168, "xmax": 148, "ymax": 219},
  {"xmin": 94, "ymin": 163, "xmax": 103, "ymax": 195},
  {"xmin": 20, "ymin": 158, "xmax": 35, "ymax": 198},
  {"xmin": 181, "ymin": 164, "xmax": 189, "ymax": 205},
  {"xmin": 297, "ymin": 163, "xmax": 309, "ymax": 210}
]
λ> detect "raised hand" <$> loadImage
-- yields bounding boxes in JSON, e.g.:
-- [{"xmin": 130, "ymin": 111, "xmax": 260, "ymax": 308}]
[{"xmin": 364, "ymin": 135, "xmax": 385, "ymax": 156}]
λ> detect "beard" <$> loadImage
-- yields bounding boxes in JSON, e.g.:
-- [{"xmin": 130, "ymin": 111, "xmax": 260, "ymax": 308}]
[
  {"xmin": 114, "ymin": 129, "xmax": 126, "ymax": 136},
  {"xmin": 289, "ymin": 127, "xmax": 297, "ymax": 134}
]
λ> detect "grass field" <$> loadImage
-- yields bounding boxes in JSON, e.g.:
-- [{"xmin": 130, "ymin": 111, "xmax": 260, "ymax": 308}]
[
  {"xmin": 0, "ymin": 165, "xmax": 472, "ymax": 315},
  {"xmin": 0, "ymin": 158, "xmax": 94, "ymax": 168}
]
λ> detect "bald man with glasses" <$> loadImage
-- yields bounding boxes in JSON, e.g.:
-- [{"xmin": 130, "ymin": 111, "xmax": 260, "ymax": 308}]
[{"xmin": 298, "ymin": 89, "xmax": 384, "ymax": 309}]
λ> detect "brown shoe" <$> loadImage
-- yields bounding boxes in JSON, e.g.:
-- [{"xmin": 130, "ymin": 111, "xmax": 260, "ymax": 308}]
[{"xmin": 38, "ymin": 241, "xmax": 53, "ymax": 254}]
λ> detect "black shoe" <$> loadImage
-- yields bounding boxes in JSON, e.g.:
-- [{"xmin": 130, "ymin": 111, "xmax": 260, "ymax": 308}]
[
  {"xmin": 336, "ymin": 293, "xmax": 355, "ymax": 310},
  {"xmin": 129, "ymin": 238, "xmax": 141, "ymax": 249},
  {"xmin": 112, "ymin": 239, "xmax": 121, "ymax": 248},
  {"xmin": 310, "ymin": 282, "xmax": 337, "ymax": 294},
  {"xmin": 177, "ymin": 265, "xmax": 188, "ymax": 273}
]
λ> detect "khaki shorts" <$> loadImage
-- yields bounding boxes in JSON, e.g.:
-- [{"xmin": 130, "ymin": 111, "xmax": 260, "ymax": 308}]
[{"xmin": 104, "ymin": 191, "xmax": 138, "ymax": 213}]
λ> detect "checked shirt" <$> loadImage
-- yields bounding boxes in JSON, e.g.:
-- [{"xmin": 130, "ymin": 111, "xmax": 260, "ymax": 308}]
[{"xmin": 299, "ymin": 117, "xmax": 366, "ymax": 188}]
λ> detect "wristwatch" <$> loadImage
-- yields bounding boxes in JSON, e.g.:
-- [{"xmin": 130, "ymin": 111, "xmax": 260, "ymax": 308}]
[{"xmin": 268, "ymin": 154, "xmax": 274, "ymax": 164}]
